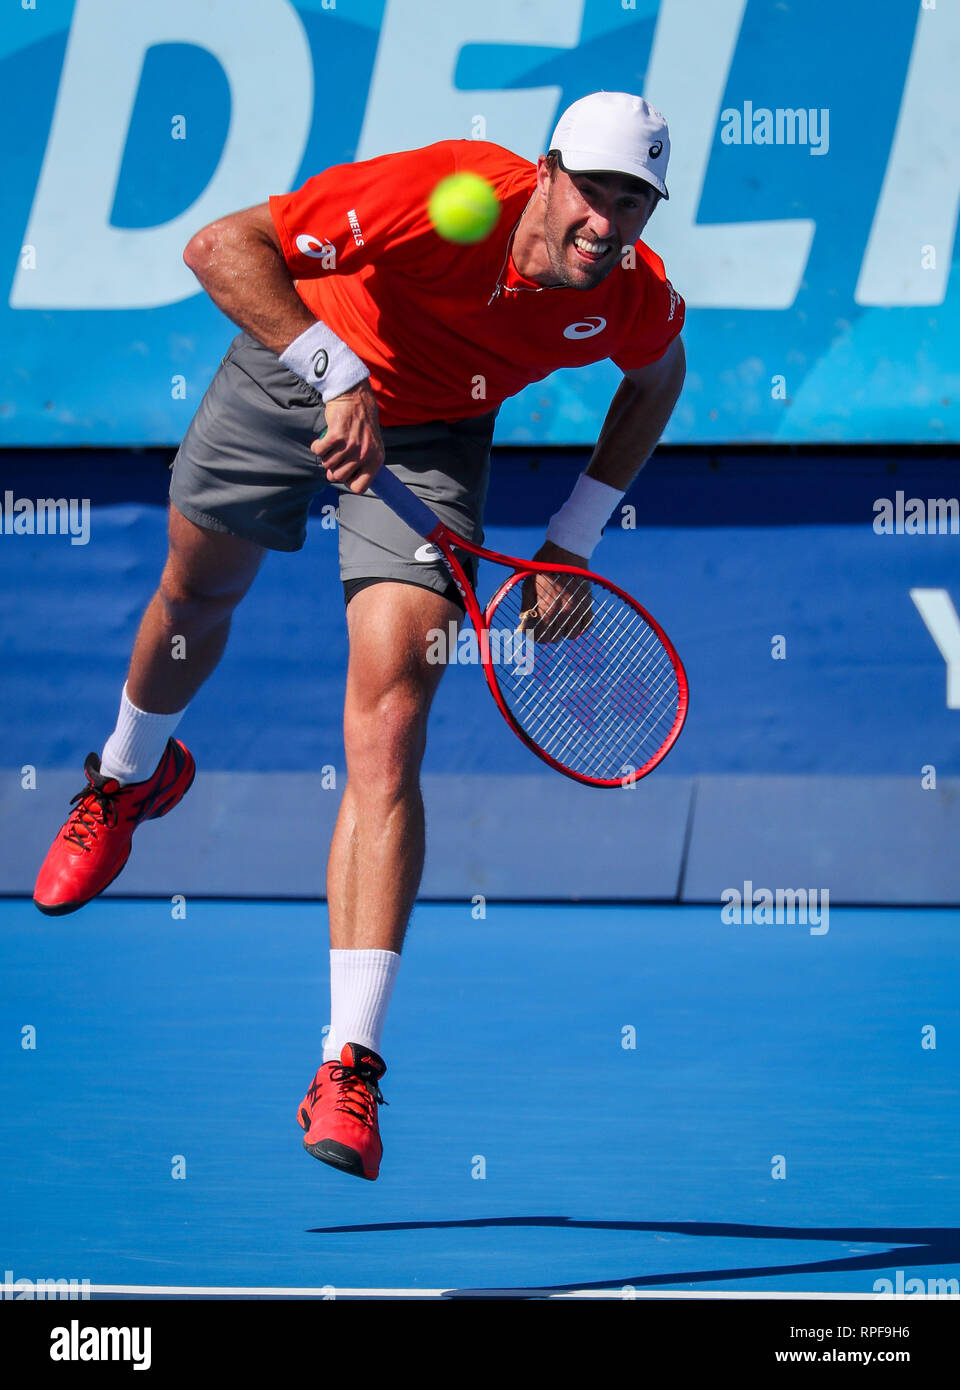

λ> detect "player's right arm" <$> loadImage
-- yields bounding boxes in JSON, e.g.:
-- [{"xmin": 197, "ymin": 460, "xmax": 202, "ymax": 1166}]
[
  {"xmin": 183, "ymin": 204, "xmax": 383, "ymax": 494},
  {"xmin": 183, "ymin": 203, "xmax": 314, "ymax": 355}
]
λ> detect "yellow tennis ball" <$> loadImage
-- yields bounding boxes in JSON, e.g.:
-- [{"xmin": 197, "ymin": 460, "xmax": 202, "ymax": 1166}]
[{"xmin": 428, "ymin": 172, "xmax": 501, "ymax": 244}]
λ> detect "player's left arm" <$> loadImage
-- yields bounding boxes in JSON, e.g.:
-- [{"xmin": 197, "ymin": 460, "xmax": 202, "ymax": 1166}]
[
  {"xmin": 586, "ymin": 334, "xmax": 686, "ymax": 491},
  {"xmin": 518, "ymin": 337, "xmax": 684, "ymax": 637},
  {"xmin": 535, "ymin": 335, "xmax": 686, "ymax": 568}
]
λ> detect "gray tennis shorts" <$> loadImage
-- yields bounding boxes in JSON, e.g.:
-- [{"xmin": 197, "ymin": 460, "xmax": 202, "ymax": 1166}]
[{"xmin": 169, "ymin": 331, "xmax": 496, "ymax": 605}]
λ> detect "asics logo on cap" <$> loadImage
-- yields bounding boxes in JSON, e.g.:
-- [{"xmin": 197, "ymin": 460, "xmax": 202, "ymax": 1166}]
[
  {"xmin": 649, "ymin": 140, "xmax": 663, "ymax": 158},
  {"xmin": 563, "ymin": 316, "xmax": 607, "ymax": 340}
]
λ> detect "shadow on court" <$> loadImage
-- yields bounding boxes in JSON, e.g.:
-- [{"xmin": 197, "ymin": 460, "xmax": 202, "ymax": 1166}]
[{"xmin": 307, "ymin": 1217, "xmax": 960, "ymax": 1296}]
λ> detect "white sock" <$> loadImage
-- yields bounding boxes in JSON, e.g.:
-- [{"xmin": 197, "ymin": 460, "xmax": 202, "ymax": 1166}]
[
  {"xmin": 323, "ymin": 949, "xmax": 401, "ymax": 1062},
  {"xmin": 100, "ymin": 683, "xmax": 188, "ymax": 785}
]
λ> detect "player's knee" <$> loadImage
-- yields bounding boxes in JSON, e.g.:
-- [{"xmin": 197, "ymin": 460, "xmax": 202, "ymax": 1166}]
[
  {"xmin": 343, "ymin": 683, "xmax": 429, "ymax": 792},
  {"xmin": 157, "ymin": 566, "xmax": 243, "ymax": 629}
]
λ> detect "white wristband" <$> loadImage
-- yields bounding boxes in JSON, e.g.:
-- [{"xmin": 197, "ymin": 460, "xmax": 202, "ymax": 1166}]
[
  {"xmin": 545, "ymin": 472, "xmax": 625, "ymax": 560},
  {"xmin": 279, "ymin": 320, "xmax": 370, "ymax": 402}
]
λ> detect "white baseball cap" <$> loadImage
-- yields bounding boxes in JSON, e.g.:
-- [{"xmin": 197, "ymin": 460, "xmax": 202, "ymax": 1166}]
[{"xmin": 548, "ymin": 92, "xmax": 670, "ymax": 200}]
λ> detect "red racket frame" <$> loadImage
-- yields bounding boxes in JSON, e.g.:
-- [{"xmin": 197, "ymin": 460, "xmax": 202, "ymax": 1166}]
[{"xmin": 421, "ymin": 519, "xmax": 689, "ymax": 788}]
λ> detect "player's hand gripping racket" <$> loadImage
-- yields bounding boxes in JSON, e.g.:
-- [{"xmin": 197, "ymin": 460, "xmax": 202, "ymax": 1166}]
[{"xmin": 371, "ymin": 467, "xmax": 688, "ymax": 788}]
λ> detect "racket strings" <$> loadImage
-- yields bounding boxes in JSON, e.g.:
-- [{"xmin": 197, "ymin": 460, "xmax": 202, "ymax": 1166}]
[{"xmin": 489, "ymin": 575, "xmax": 683, "ymax": 782}]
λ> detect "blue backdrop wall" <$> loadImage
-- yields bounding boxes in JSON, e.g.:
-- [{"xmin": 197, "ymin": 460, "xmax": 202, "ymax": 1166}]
[
  {"xmin": 2, "ymin": 449, "xmax": 959, "ymax": 778},
  {"xmin": 1, "ymin": 449, "xmax": 958, "ymax": 905},
  {"xmin": 1, "ymin": 0, "xmax": 958, "ymax": 445}
]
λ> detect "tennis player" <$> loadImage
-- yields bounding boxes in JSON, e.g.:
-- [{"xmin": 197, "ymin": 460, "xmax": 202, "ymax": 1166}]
[{"xmin": 33, "ymin": 92, "xmax": 686, "ymax": 1181}]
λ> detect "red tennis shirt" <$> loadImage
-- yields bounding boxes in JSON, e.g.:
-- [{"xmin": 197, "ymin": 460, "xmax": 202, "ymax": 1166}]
[{"xmin": 268, "ymin": 140, "xmax": 684, "ymax": 428}]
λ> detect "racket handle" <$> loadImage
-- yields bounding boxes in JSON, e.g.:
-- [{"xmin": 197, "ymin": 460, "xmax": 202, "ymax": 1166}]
[{"xmin": 371, "ymin": 466, "xmax": 442, "ymax": 540}]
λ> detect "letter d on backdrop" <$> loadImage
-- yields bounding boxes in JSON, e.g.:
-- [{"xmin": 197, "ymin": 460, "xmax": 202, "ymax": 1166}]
[{"xmin": 11, "ymin": 0, "xmax": 312, "ymax": 310}]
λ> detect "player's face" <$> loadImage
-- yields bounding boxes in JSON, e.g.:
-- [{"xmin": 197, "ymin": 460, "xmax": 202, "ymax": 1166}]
[{"xmin": 540, "ymin": 162, "xmax": 658, "ymax": 289}]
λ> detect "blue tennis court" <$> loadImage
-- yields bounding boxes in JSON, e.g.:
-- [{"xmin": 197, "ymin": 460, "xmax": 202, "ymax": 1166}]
[{"xmin": 2, "ymin": 897, "xmax": 957, "ymax": 1298}]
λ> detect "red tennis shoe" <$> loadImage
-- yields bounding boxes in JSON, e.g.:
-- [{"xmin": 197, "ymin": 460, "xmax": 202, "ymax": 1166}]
[
  {"xmin": 33, "ymin": 739, "xmax": 196, "ymax": 916},
  {"xmin": 297, "ymin": 1044, "xmax": 388, "ymax": 1181}
]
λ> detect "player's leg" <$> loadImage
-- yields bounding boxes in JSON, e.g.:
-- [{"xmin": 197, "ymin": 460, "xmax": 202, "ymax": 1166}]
[
  {"xmin": 96, "ymin": 505, "xmax": 265, "ymax": 787},
  {"xmin": 33, "ymin": 508, "xmax": 266, "ymax": 914},
  {"xmin": 121, "ymin": 504, "xmax": 265, "ymax": 718},
  {"xmin": 297, "ymin": 411, "xmax": 496, "ymax": 1180},
  {"xmin": 34, "ymin": 331, "xmax": 330, "ymax": 915},
  {"xmin": 328, "ymin": 579, "xmax": 460, "ymax": 950},
  {"xmin": 299, "ymin": 579, "xmax": 461, "ymax": 1179}
]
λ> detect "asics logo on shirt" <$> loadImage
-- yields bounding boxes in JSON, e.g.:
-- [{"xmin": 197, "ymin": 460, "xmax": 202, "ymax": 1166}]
[
  {"xmin": 295, "ymin": 233, "xmax": 332, "ymax": 258},
  {"xmin": 563, "ymin": 316, "xmax": 607, "ymax": 340}
]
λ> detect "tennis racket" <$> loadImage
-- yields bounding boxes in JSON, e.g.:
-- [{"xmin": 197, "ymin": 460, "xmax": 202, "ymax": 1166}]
[{"xmin": 371, "ymin": 467, "xmax": 688, "ymax": 788}]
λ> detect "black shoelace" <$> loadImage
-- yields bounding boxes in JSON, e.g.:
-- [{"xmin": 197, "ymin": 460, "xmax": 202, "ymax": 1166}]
[
  {"xmin": 63, "ymin": 781, "xmax": 119, "ymax": 850},
  {"xmin": 61, "ymin": 752, "xmax": 175, "ymax": 850},
  {"xmin": 330, "ymin": 1064, "xmax": 388, "ymax": 1128}
]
